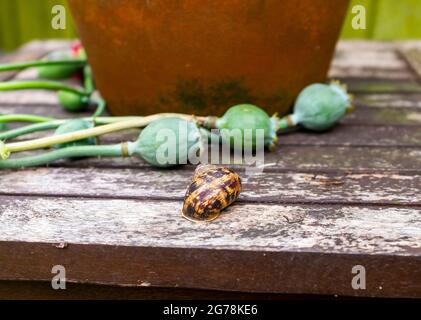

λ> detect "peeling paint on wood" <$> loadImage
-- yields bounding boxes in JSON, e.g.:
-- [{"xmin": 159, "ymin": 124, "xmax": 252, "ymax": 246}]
[
  {"xmin": 0, "ymin": 197, "xmax": 419, "ymax": 256},
  {"xmin": 0, "ymin": 167, "xmax": 419, "ymax": 205}
]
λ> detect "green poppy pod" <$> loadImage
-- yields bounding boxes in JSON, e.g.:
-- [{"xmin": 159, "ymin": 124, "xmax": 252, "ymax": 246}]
[
  {"xmin": 133, "ymin": 117, "xmax": 202, "ymax": 168},
  {"xmin": 208, "ymin": 104, "xmax": 278, "ymax": 150},
  {"xmin": 291, "ymin": 81, "xmax": 353, "ymax": 131},
  {"xmin": 37, "ymin": 51, "xmax": 81, "ymax": 80},
  {"xmin": 58, "ymin": 91, "xmax": 89, "ymax": 112},
  {"xmin": 54, "ymin": 119, "xmax": 96, "ymax": 149}
]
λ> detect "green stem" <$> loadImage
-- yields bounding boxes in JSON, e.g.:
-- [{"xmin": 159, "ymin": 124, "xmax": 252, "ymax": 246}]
[
  {"xmin": 0, "ymin": 121, "xmax": 62, "ymax": 140},
  {"xmin": 0, "ymin": 80, "xmax": 88, "ymax": 96},
  {"xmin": 92, "ymin": 97, "xmax": 106, "ymax": 118},
  {"xmin": 0, "ymin": 116, "xmax": 143, "ymax": 140},
  {"xmin": 5, "ymin": 113, "xmax": 202, "ymax": 154},
  {"xmin": 276, "ymin": 114, "xmax": 299, "ymax": 130},
  {"xmin": 0, "ymin": 144, "xmax": 123, "ymax": 169},
  {"xmin": 83, "ymin": 65, "xmax": 94, "ymax": 94},
  {"xmin": 0, "ymin": 59, "xmax": 86, "ymax": 72},
  {"xmin": 0, "ymin": 114, "xmax": 55, "ymax": 123}
]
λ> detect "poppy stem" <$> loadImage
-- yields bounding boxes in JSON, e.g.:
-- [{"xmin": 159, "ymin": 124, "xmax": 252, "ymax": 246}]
[
  {"xmin": 0, "ymin": 114, "xmax": 55, "ymax": 123},
  {"xmin": 0, "ymin": 143, "xmax": 123, "ymax": 169},
  {"xmin": 0, "ymin": 59, "xmax": 86, "ymax": 72},
  {"xmin": 0, "ymin": 80, "xmax": 88, "ymax": 96},
  {"xmin": 4, "ymin": 113, "xmax": 205, "ymax": 155}
]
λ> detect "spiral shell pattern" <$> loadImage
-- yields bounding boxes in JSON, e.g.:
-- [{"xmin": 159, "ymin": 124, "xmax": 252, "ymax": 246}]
[{"xmin": 182, "ymin": 164, "xmax": 242, "ymax": 222}]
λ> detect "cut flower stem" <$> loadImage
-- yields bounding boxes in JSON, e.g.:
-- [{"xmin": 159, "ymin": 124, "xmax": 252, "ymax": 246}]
[
  {"xmin": 0, "ymin": 59, "xmax": 86, "ymax": 72},
  {"xmin": 0, "ymin": 80, "xmax": 88, "ymax": 96},
  {"xmin": 0, "ymin": 144, "xmax": 123, "ymax": 169},
  {"xmin": 2, "ymin": 113, "xmax": 204, "ymax": 156}
]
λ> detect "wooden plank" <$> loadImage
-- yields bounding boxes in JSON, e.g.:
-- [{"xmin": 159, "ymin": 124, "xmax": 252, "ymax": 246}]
[
  {"xmin": 334, "ymin": 41, "xmax": 395, "ymax": 52},
  {"xmin": 342, "ymin": 108, "xmax": 421, "ymax": 126},
  {"xmin": 10, "ymin": 146, "xmax": 421, "ymax": 174},
  {"xmin": 4, "ymin": 123, "xmax": 421, "ymax": 147},
  {"xmin": 155, "ymin": 125, "xmax": 421, "ymax": 147},
  {"xmin": 345, "ymin": 79, "xmax": 421, "ymax": 94},
  {"xmin": 329, "ymin": 50, "xmax": 413, "ymax": 80},
  {"xmin": 3, "ymin": 92, "xmax": 421, "ymax": 109},
  {"xmin": 2, "ymin": 98, "xmax": 421, "ymax": 127},
  {"xmin": 1, "ymin": 197, "xmax": 419, "ymax": 255},
  {"xmin": 0, "ymin": 167, "xmax": 419, "ymax": 205},
  {"xmin": 0, "ymin": 104, "xmax": 93, "ymax": 119},
  {"xmin": 329, "ymin": 67, "xmax": 414, "ymax": 80},
  {"xmin": 329, "ymin": 41, "xmax": 415, "ymax": 80},
  {"xmin": 0, "ymin": 280, "xmax": 312, "ymax": 300},
  {"xmin": 277, "ymin": 125, "xmax": 421, "ymax": 147},
  {"xmin": 400, "ymin": 48, "xmax": 421, "ymax": 79},
  {"xmin": 335, "ymin": 40, "xmax": 421, "ymax": 53},
  {"xmin": 355, "ymin": 94, "xmax": 421, "ymax": 108},
  {"xmin": 1, "ymin": 241, "xmax": 419, "ymax": 298},
  {"xmin": 0, "ymin": 90, "xmax": 59, "ymax": 105},
  {"xmin": 0, "ymin": 197, "xmax": 419, "ymax": 297}
]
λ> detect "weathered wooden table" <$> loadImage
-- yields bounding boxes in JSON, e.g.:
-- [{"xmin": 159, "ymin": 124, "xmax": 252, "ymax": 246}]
[{"xmin": 0, "ymin": 40, "xmax": 420, "ymax": 299}]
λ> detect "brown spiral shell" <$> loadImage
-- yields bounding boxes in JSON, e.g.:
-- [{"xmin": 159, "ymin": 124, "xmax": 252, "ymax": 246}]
[{"xmin": 182, "ymin": 164, "xmax": 242, "ymax": 222}]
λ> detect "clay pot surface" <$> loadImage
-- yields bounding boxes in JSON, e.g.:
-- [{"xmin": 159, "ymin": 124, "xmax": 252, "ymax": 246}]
[{"xmin": 69, "ymin": 0, "xmax": 349, "ymax": 116}]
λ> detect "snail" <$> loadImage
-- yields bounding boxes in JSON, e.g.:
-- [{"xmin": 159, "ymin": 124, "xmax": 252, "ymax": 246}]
[
  {"xmin": 278, "ymin": 81, "xmax": 354, "ymax": 131},
  {"xmin": 182, "ymin": 164, "xmax": 242, "ymax": 222},
  {"xmin": 203, "ymin": 104, "xmax": 279, "ymax": 150}
]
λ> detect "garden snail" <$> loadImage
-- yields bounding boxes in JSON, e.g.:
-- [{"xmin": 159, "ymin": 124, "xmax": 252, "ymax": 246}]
[{"xmin": 182, "ymin": 164, "xmax": 242, "ymax": 222}]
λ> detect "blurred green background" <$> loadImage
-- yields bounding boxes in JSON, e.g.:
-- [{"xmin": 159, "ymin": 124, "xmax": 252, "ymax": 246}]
[{"xmin": 1, "ymin": 0, "xmax": 420, "ymax": 51}]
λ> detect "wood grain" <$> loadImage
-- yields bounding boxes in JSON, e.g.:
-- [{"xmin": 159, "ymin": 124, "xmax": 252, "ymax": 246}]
[
  {"xmin": 0, "ymin": 40, "xmax": 420, "ymax": 298},
  {"xmin": 0, "ymin": 197, "xmax": 419, "ymax": 255},
  {"xmin": 10, "ymin": 146, "xmax": 421, "ymax": 174},
  {"xmin": 0, "ymin": 197, "xmax": 419, "ymax": 297},
  {"xmin": 345, "ymin": 79, "xmax": 421, "ymax": 94},
  {"xmin": 0, "ymin": 167, "xmax": 419, "ymax": 205},
  {"xmin": 329, "ymin": 48, "xmax": 413, "ymax": 80},
  {"xmin": 1, "ymin": 240, "xmax": 419, "ymax": 298},
  {"xmin": 5, "ymin": 124, "xmax": 421, "ymax": 148},
  {"xmin": 400, "ymin": 48, "xmax": 421, "ymax": 79},
  {"xmin": 355, "ymin": 94, "xmax": 421, "ymax": 108},
  {"xmin": 0, "ymin": 280, "xmax": 314, "ymax": 300},
  {"xmin": 2, "ymin": 95, "xmax": 421, "ymax": 127}
]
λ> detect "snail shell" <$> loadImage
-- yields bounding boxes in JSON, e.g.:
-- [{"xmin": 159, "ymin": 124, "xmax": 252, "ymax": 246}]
[{"xmin": 182, "ymin": 164, "xmax": 242, "ymax": 222}]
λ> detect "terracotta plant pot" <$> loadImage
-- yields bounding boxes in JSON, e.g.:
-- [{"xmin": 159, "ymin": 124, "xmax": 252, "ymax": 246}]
[{"xmin": 69, "ymin": 0, "xmax": 349, "ymax": 116}]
